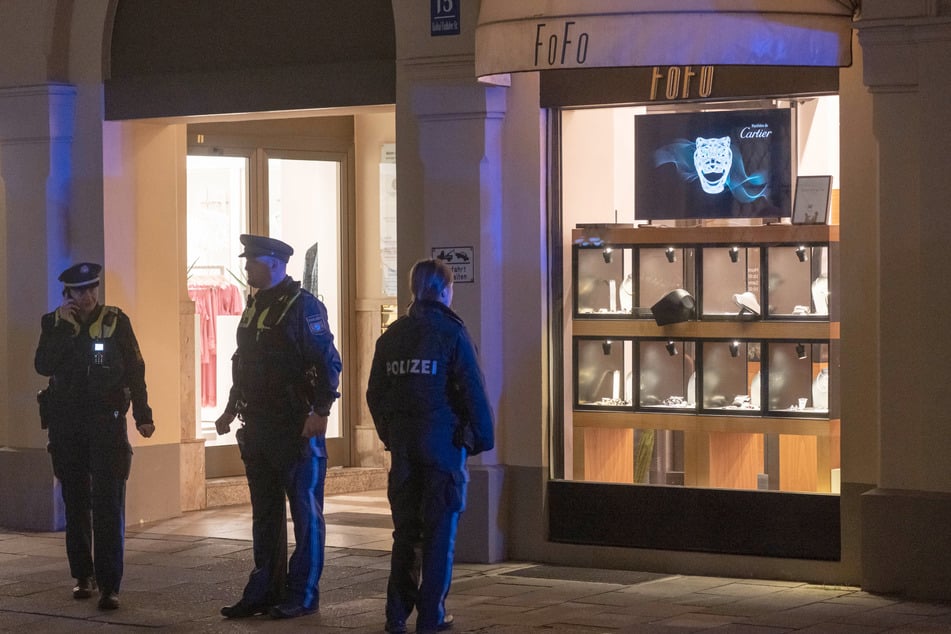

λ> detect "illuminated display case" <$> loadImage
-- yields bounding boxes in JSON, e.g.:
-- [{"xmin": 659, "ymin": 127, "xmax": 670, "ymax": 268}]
[
  {"xmin": 569, "ymin": 224, "xmax": 840, "ymax": 493},
  {"xmin": 701, "ymin": 246, "xmax": 761, "ymax": 318},
  {"xmin": 575, "ymin": 246, "xmax": 632, "ymax": 316},
  {"xmin": 638, "ymin": 339, "xmax": 696, "ymax": 410},
  {"xmin": 766, "ymin": 246, "xmax": 830, "ymax": 318},
  {"xmin": 638, "ymin": 247, "xmax": 695, "ymax": 317},
  {"xmin": 575, "ymin": 338, "xmax": 633, "ymax": 408}
]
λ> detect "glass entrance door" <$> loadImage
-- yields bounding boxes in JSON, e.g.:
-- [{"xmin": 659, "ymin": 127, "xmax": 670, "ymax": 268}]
[
  {"xmin": 186, "ymin": 154, "xmax": 250, "ymax": 478},
  {"xmin": 266, "ymin": 154, "xmax": 348, "ymax": 463},
  {"xmin": 187, "ymin": 148, "xmax": 351, "ymax": 476}
]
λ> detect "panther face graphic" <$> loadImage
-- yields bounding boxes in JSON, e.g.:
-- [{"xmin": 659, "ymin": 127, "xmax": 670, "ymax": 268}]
[{"xmin": 693, "ymin": 136, "xmax": 733, "ymax": 194}]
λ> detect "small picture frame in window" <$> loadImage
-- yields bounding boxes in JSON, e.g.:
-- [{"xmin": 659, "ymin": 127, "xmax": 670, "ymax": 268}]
[{"xmin": 792, "ymin": 175, "xmax": 832, "ymax": 225}]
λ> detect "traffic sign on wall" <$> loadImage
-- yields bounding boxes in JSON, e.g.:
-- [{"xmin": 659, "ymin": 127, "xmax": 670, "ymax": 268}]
[{"xmin": 432, "ymin": 246, "xmax": 474, "ymax": 283}]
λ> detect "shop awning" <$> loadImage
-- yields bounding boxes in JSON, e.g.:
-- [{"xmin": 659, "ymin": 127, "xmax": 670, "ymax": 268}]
[{"xmin": 475, "ymin": 0, "xmax": 857, "ymax": 79}]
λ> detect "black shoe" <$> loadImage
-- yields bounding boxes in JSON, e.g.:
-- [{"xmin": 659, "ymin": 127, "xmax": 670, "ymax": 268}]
[
  {"xmin": 269, "ymin": 602, "xmax": 317, "ymax": 619},
  {"xmin": 417, "ymin": 614, "xmax": 454, "ymax": 633},
  {"xmin": 72, "ymin": 577, "xmax": 96, "ymax": 599},
  {"xmin": 97, "ymin": 591, "xmax": 120, "ymax": 610},
  {"xmin": 220, "ymin": 599, "xmax": 269, "ymax": 618},
  {"xmin": 385, "ymin": 620, "xmax": 408, "ymax": 634}
]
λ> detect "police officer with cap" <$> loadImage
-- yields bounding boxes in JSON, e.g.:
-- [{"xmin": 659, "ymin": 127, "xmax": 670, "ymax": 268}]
[
  {"xmin": 217, "ymin": 234, "xmax": 342, "ymax": 620},
  {"xmin": 34, "ymin": 262, "xmax": 155, "ymax": 611}
]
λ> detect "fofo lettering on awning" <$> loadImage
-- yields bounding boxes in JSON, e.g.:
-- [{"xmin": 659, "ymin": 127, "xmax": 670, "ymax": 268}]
[{"xmin": 386, "ymin": 359, "xmax": 438, "ymax": 376}]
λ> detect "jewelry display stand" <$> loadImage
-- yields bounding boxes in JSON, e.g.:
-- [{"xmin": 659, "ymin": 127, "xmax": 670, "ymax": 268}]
[{"xmin": 570, "ymin": 223, "xmax": 839, "ymax": 493}]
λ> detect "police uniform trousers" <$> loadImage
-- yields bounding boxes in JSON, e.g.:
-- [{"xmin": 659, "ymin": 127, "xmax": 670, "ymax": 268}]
[
  {"xmin": 237, "ymin": 422, "xmax": 327, "ymax": 609},
  {"xmin": 386, "ymin": 457, "xmax": 467, "ymax": 630},
  {"xmin": 48, "ymin": 410, "xmax": 133, "ymax": 595}
]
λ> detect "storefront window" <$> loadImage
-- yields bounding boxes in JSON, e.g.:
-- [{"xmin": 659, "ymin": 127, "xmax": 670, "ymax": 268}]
[
  {"xmin": 558, "ymin": 98, "xmax": 840, "ymax": 495},
  {"xmin": 186, "ymin": 155, "xmax": 249, "ymax": 445}
]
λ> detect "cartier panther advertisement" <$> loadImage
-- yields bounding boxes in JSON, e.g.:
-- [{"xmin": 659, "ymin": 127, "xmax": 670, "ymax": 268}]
[{"xmin": 635, "ymin": 108, "xmax": 793, "ymax": 220}]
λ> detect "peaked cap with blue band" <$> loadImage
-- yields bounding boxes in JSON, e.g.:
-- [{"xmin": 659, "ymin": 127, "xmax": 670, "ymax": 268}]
[
  {"xmin": 58, "ymin": 262, "xmax": 102, "ymax": 288},
  {"xmin": 238, "ymin": 234, "xmax": 294, "ymax": 263}
]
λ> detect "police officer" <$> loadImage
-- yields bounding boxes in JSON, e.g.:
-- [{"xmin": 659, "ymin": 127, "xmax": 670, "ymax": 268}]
[
  {"xmin": 367, "ymin": 258, "xmax": 494, "ymax": 634},
  {"xmin": 216, "ymin": 234, "xmax": 342, "ymax": 620},
  {"xmin": 34, "ymin": 262, "xmax": 155, "ymax": 611}
]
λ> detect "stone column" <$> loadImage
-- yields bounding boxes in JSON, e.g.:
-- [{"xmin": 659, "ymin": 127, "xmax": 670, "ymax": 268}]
[
  {"xmin": 397, "ymin": 60, "xmax": 508, "ymax": 562},
  {"xmin": 854, "ymin": 3, "xmax": 951, "ymax": 599},
  {"xmin": 0, "ymin": 84, "xmax": 77, "ymax": 530}
]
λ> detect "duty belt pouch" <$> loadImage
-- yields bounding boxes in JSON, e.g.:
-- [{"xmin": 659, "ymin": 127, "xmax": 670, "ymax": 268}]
[{"xmin": 36, "ymin": 385, "xmax": 52, "ymax": 430}]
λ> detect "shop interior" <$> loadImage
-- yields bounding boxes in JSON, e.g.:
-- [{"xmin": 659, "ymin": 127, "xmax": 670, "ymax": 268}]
[{"xmin": 557, "ymin": 96, "xmax": 840, "ymax": 496}]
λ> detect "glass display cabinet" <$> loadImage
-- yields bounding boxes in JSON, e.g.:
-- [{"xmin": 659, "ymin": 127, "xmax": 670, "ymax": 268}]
[
  {"xmin": 575, "ymin": 338, "xmax": 633, "ymax": 408},
  {"xmin": 701, "ymin": 246, "xmax": 761, "ymax": 318},
  {"xmin": 637, "ymin": 247, "xmax": 695, "ymax": 317},
  {"xmin": 766, "ymin": 245, "xmax": 830, "ymax": 317},
  {"xmin": 574, "ymin": 245, "xmax": 695, "ymax": 318},
  {"xmin": 575, "ymin": 246, "xmax": 632, "ymax": 315},
  {"xmin": 638, "ymin": 339, "xmax": 696, "ymax": 410},
  {"xmin": 767, "ymin": 341, "xmax": 830, "ymax": 415},
  {"xmin": 569, "ymin": 223, "xmax": 840, "ymax": 493},
  {"xmin": 700, "ymin": 340, "xmax": 760, "ymax": 412}
]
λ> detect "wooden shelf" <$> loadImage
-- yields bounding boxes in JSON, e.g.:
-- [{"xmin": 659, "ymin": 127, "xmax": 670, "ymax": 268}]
[
  {"xmin": 573, "ymin": 223, "xmax": 839, "ymax": 246},
  {"xmin": 573, "ymin": 319, "xmax": 838, "ymax": 340},
  {"xmin": 573, "ymin": 409, "xmax": 840, "ymax": 438}
]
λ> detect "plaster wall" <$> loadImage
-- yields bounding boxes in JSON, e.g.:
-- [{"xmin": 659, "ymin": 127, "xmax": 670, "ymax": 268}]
[
  {"xmin": 855, "ymin": 1, "xmax": 951, "ymax": 598},
  {"xmin": 102, "ymin": 119, "xmax": 187, "ymax": 522},
  {"xmin": 837, "ymin": 29, "xmax": 878, "ymax": 583}
]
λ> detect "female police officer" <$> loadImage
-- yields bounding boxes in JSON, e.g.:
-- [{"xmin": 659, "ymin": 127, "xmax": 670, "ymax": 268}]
[
  {"xmin": 367, "ymin": 258, "xmax": 494, "ymax": 634},
  {"xmin": 34, "ymin": 262, "xmax": 155, "ymax": 611}
]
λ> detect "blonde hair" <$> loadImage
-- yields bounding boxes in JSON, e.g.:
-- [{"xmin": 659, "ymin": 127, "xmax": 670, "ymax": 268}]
[{"xmin": 410, "ymin": 258, "xmax": 453, "ymax": 302}]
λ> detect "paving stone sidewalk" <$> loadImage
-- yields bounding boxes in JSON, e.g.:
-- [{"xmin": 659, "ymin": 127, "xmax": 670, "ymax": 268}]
[{"xmin": 3, "ymin": 528, "xmax": 951, "ymax": 632}]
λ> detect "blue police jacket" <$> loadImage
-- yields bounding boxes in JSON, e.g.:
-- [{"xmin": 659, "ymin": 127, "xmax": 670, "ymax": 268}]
[
  {"xmin": 366, "ymin": 299, "xmax": 494, "ymax": 471},
  {"xmin": 226, "ymin": 276, "xmax": 342, "ymax": 434}
]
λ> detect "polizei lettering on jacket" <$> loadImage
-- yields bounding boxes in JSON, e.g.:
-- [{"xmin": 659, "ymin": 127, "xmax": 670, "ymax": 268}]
[{"xmin": 386, "ymin": 359, "xmax": 438, "ymax": 376}]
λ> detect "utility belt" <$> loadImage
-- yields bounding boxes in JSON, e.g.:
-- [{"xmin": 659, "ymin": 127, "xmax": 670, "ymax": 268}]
[
  {"xmin": 234, "ymin": 356, "xmax": 315, "ymax": 419},
  {"xmin": 37, "ymin": 381, "xmax": 130, "ymax": 429},
  {"xmin": 234, "ymin": 392, "xmax": 307, "ymax": 422}
]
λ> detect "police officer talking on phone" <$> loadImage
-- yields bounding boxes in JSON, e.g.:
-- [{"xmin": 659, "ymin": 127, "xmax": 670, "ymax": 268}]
[
  {"xmin": 216, "ymin": 234, "xmax": 342, "ymax": 620},
  {"xmin": 34, "ymin": 262, "xmax": 155, "ymax": 611}
]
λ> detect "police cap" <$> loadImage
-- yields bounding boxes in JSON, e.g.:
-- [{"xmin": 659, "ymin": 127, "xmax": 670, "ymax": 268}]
[
  {"xmin": 58, "ymin": 262, "xmax": 102, "ymax": 288},
  {"xmin": 239, "ymin": 234, "xmax": 293, "ymax": 263}
]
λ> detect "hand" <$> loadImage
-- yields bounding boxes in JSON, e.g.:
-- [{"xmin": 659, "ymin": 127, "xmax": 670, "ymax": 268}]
[
  {"xmin": 215, "ymin": 410, "xmax": 236, "ymax": 435},
  {"xmin": 137, "ymin": 422, "xmax": 155, "ymax": 438},
  {"xmin": 57, "ymin": 299, "xmax": 78, "ymax": 322},
  {"xmin": 301, "ymin": 412, "xmax": 328, "ymax": 438}
]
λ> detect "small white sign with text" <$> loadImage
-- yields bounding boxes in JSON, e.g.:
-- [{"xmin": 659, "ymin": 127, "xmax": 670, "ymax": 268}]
[{"xmin": 431, "ymin": 246, "xmax": 474, "ymax": 283}]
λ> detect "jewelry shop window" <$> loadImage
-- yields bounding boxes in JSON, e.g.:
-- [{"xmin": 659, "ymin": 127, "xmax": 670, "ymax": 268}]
[{"xmin": 556, "ymin": 99, "xmax": 840, "ymax": 496}]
